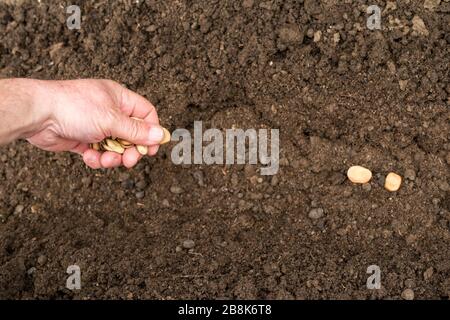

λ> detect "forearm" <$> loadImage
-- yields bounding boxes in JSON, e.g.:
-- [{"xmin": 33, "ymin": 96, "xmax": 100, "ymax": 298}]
[{"xmin": 0, "ymin": 78, "xmax": 51, "ymax": 145}]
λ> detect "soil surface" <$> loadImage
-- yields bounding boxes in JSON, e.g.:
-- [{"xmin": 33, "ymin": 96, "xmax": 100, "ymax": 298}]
[{"xmin": 0, "ymin": 0, "xmax": 449, "ymax": 299}]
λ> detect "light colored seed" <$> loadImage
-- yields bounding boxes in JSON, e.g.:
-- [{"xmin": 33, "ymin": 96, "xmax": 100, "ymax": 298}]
[
  {"xmin": 102, "ymin": 144, "xmax": 116, "ymax": 152},
  {"xmin": 117, "ymin": 138, "xmax": 133, "ymax": 147},
  {"xmin": 160, "ymin": 127, "xmax": 171, "ymax": 144},
  {"xmin": 104, "ymin": 138, "xmax": 125, "ymax": 154},
  {"xmin": 92, "ymin": 143, "xmax": 100, "ymax": 151},
  {"xmin": 136, "ymin": 145, "xmax": 148, "ymax": 155},
  {"xmin": 347, "ymin": 166, "xmax": 372, "ymax": 184},
  {"xmin": 116, "ymin": 139, "xmax": 134, "ymax": 149},
  {"xmin": 385, "ymin": 172, "xmax": 402, "ymax": 192}
]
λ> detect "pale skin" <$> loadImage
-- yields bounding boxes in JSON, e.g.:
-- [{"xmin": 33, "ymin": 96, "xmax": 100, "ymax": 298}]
[{"xmin": 0, "ymin": 78, "xmax": 165, "ymax": 169}]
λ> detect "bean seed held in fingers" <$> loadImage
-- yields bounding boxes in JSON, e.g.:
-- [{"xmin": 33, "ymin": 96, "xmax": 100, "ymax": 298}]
[
  {"xmin": 160, "ymin": 128, "xmax": 171, "ymax": 144},
  {"xmin": 347, "ymin": 166, "xmax": 372, "ymax": 184},
  {"xmin": 105, "ymin": 138, "xmax": 125, "ymax": 154},
  {"xmin": 136, "ymin": 145, "xmax": 148, "ymax": 155}
]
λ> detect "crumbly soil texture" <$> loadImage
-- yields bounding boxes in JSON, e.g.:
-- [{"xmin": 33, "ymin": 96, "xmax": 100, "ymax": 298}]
[{"xmin": 0, "ymin": 0, "xmax": 449, "ymax": 299}]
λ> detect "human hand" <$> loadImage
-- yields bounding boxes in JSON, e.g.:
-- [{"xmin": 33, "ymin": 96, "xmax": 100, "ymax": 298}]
[{"xmin": 0, "ymin": 78, "xmax": 165, "ymax": 169}]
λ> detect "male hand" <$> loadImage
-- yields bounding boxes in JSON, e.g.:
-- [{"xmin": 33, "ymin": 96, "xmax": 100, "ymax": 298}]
[{"xmin": 0, "ymin": 78, "xmax": 165, "ymax": 169}]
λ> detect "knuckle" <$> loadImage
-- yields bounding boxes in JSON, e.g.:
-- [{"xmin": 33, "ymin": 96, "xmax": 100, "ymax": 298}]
[{"xmin": 128, "ymin": 120, "xmax": 142, "ymax": 140}]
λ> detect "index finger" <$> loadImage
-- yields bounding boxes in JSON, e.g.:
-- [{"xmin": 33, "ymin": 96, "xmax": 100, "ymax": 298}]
[{"xmin": 119, "ymin": 86, "xmax": 160, "ymax": 125}]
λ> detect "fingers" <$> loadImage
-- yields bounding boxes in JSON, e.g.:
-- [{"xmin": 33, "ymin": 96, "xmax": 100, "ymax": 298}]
[
  {"xmin": 81, "ymin": 81, "xmax": 165, "ymax": 169},
  {"xmin": 112, "ymin": 84, "xmax": 163, "ymax": 145},
  {"xmin": 83, "ymin": 149, "xmax": 102, "ymax": 169},
  {"xmin": 122, "ymin": 147, "xmax": 142, "ymax": 168},
  {"xmin": 70, "ymin": 142, "xmax": 89, "ymax": 155},
  {"xmin": 82, "ymin": 148, "xmax": 144, "ymax": 169},
  {"xmin": 82, "ymin": 149, "xmax": 122, "ymax": 169},
  {"xmin": 119, "ymin": 86, "xmax": 160, "ymax": 125},
  {"xmin": 109, "ymin": 114, "xmax": 165, "ymax": 146},
  {"xmin": 148, "ymin": 145, "xmax": 160, "ymax": 156},
  {"xmin": 100, "ymin": 151, "xmax": 122, "ymax": 168}
]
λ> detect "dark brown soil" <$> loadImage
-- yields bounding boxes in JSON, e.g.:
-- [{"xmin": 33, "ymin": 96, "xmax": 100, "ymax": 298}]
[{"xmin": 0, "ymin": 0, "xmax": 449, "ymax": 299}]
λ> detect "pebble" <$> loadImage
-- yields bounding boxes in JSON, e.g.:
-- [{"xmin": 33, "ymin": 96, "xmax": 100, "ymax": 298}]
[
  {"xmin": 270, "ymin": 175, "xmax": 279, "ymax": 186},
  {"xmin": 362, "ymin": 183, "xmax": 372, "ymax": 192},
  {"xmin": 242, "ymin": 0, "xmax": 254, "ymax": 8},
  {"xmin": 404, "ymin": 169, "xmax": 416, "ymax": 181},
  {"xmin": 121, "ymin": 179, "xmax": 134, "ymax": 190},
  {"xmin": 14, "ymin": 204, "xmax": 24, "ymax": 214},
  {"xmin": 170, "ymin": 185, "xmax": 184, "ymax": 194},
  {"xmin": 182, "ymin": 239, "xmax": 195, "ymax": 249},
  {"xmin": 424, "ymin": 0, "xmax": 441, "ymax": 10},
  {"xmin": 175, "ymin": 246, "xmax": 183, "ymax": 252},
  {"xmin": 330, "ymin": 172, "xmax": 346, "ymax": 185},
  {"xmin": 308, "ymin": 208, "xmax": 324, "ymax": 220},
  {"xmin": 135, "ymin": 180, "xmax": 147, "ymax": 190},
  {"xmin": 385, "ymin": 172, "xmax": 402, "ymax": 192},
  {"xmin": 412, "ymin": 15, "xmax": 429, "ymax": 36},
  {"xmin": 347, "ymin": 166, "xmax": 372, "ymax": 184},
  {"xmin": 401, "ymin": 288, "xmax": 415, "ymax": 300},
  {"xmin": 278, "ymin": 24, "xmax": 303, "ymax": 44},
  {"xmin": 437, "ymin": 180, "xmax": 450, "ymax": 192},
  {"xmin": 313, "ymin": 30, "xmax": 322, "ymax": 42},
  {"xmin": 423, "ymin": 267, "xmax": 434, "ymax": 281},
  {"xmin": 81, "ymin": 176, "xmax": 92, "ymax": 186},
  {"xmin": 27, "ymin": 267, "xmax": 37, "ymax": 275},
  {"xmin": 193, "ymin": 170, "xmax": 205, "ymax": 187},
  {"xmin": 37, "ymin": 255, "xmax": 47, "ymax": 265},
  {"xmin": 162, "ymin": 199, "xmax": 170, "ymax": 207},
  {"xmin": 135, "ymin": 191, "xmax": 145, "ymax": 199}
]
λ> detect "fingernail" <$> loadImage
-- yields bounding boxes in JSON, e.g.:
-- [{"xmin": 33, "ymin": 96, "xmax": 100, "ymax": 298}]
[{"xmin": 149, "ymin": 126, "xmax": 164, "ymax": 143}]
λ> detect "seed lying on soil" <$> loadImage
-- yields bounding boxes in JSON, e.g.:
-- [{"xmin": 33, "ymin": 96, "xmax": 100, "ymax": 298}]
[
  {"xmin": 347, "ymin": 166, "xmax": 372, "ymax": 184},
  {"xmin": 385, "ymin": 172, "xmax": 402, "ymax": 192}
]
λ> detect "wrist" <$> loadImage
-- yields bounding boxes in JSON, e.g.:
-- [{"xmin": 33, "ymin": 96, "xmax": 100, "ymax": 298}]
[{"xmin": 0, "ymin": 78, "xmax": 53, "ymax": 144}]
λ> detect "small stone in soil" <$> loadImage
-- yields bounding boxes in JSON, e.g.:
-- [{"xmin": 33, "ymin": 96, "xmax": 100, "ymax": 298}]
[
  {"xmin": 170, "ymin": 185, "xmax": 184, "ymax": 194},
  {"xmin": 362, "ymin": 183, "xmax": 372, "ymax": 192},
  {"xmin": 121, "ymin": 179, "xmax": 134, "ymax": 189},
  {"xmin": 14, "ymin": 204, "xmax": 24, "ymax": 214},
  {"xmin": 182, "ymin": 239, "xmax": 195, "ymax": 249},
  {"xmin": 27, "ymin": 267, "xmax": 37, "ymax": 275},
  {"xmin": 432, "ymin": 198, "xmax": 440, "ymax": 206},
  {"xmin": 308, "ymin": 208, "xmax": 324, "ymax": 220},
  {"xmin": 162, "ymin": 199, "xmax": 170, "ymax": 207},
  {"xmin": 81, "ymin": 176, "xmax": 92, "ymax": 186},
  {"xmin": 271, "ymin": 175, "xmax": 279, "ymax": 186},
  {"xmin": 135, "ymin": 180, "xmax": 147, "ymax": 190},
  {"xmin": 37, "ymin": 255, "xmax": 47, "ymax": 265},
  {"xmin": 135, "ymin": 191, "xmax": 145, "ymax": 199},
  {"xmin": 401, "ymin": 288, "xmax": 414, "ymax": 300},
  {"xmin": 404, "ymin": 169, "xmax": 416, "ymax": 181},
  {"xmin": 193, "ymin": 170, "xmax": 205, "ymax": 187}
]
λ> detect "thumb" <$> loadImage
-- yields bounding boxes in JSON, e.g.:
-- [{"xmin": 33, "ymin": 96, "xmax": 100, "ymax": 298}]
[{"xmin": 109, "ymin": 113, "xmax": 165, "ymax": 145}]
